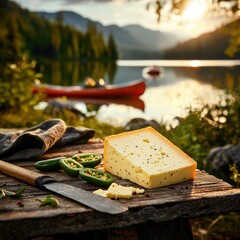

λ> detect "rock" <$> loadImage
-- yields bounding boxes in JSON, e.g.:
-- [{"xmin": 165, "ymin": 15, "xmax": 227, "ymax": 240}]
[
  {"xmin": 45, "ymin": 99, "xmax": 86, "ymax": 118},
  {"xmin": 206, "ymin": 144, "xmax": 240, "ymax": 180},
  {"xmin": 124, "ymin": 118, "xmax": 160, "ymax": 131}
]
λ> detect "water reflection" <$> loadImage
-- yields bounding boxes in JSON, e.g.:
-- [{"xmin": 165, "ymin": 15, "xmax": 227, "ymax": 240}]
[
  {"xmin": 37, "ymin": 60, "xmax": 117, "ymax": 85},
  {"xmin": 168, "ymin": 66, "xmax": 240, "ymax": 88},
  {"xmin": 37, "ymin": 60, "xmax": 240, "ymax": 126},
  {"xmin": 95, "ymin": 80, "xmax": 227, "ymax": 127},
  {"xmin": 73, "ymin": 97, "xmax": 145, "ymax": 112},
  {"xmin": 38, "ymin": 59, "xmax": 240, "ymax": 89}
]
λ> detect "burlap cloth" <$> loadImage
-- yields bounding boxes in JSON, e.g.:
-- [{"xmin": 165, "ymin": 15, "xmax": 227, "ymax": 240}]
[{"xmin": 0, "ymin": 119, "xmax": 95, "ymax": 161}]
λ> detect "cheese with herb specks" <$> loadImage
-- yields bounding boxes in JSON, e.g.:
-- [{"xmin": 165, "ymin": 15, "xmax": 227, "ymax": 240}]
[{"xmin": 103, "ymin": 127, "xmax": 197, "ymax": 189}]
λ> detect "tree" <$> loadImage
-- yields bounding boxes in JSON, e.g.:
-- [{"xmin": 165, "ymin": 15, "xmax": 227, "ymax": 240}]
[
  {"xmin": 147, "ymin": 0, "xmax": 240, "ymax": 56},
  {"xmin": 51, "ymin": 23, "xmax": 61, "ymax": 59},
  {"xmin": 108, "ymin": 33, "xmax": 118, "ymax": 60},
  {"xmin": 6, "ymin": 14, "xmax": 23, "ymax": 57},
  {"xmin": 0, "ymin": 0, "xmax": 8, "ymax": 7},
  {"xmin": 147, "ymin": 0, "xmax": 239, "ymax": 22},
  {"xmin": 56, "ymin": 11, "xmax": 64, "ymax": 25}
]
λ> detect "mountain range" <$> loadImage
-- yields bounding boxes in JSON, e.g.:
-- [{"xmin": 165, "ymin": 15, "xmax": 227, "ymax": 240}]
[
  {"xmin": 35, "ymin": 10, "xmax": 239, "ymax": 60},
  {"xmin": 36, "ymin": 11, "xmax": 183, "ymax": 59}
]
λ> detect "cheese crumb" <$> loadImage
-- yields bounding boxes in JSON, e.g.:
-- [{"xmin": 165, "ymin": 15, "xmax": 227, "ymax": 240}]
[{"xmin": 93, "ymin": 183, "xmax": 145, "ymax": 199}]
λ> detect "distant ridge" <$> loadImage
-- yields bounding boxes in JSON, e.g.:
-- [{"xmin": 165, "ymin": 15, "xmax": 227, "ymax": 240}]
[
  {"xmin": 122, "ymin": 24, "xmax": 181, "ymax": 51},
  {"xmin": 36, "ymin": 11, "xmax": 182, "ymax": 59},
  {"xmin": 162, "ymin": 18, "xmax": 240, "ymax": 60}
]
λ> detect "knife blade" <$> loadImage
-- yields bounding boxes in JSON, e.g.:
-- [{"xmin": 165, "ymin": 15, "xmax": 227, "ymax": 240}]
[{"xmin": 0, "ymin": 160, "xmax": 128, "ymax": 214}]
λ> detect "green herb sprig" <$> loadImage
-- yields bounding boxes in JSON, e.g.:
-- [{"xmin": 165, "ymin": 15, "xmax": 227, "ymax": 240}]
[
  {"xmin": 36, "ymin": 195, "xmax": 59, "ymax": 207},
  {"xmin": 0, "ymin": 186, "xmax": 26, "ymax": 199}
]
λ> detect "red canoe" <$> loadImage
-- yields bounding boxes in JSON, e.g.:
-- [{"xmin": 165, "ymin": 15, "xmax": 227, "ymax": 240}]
[{"xmin": 32, "ymin": 80, "xmax": 146, "ymax": 98}]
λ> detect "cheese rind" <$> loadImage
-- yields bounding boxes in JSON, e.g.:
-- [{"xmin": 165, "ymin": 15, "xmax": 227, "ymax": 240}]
[{"xmin": 103, "ymin": 127, "xmax": 197, "ymax": 189}]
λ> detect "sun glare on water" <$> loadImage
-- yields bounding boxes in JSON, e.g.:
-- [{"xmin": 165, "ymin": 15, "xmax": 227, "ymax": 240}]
[
  {"xmin": 191, "ymin": 60, "xmax": 201, "ymax": 67},
  {"xmin": 182, "ymin": 0, "xmax": 208, "ymax": 20}
]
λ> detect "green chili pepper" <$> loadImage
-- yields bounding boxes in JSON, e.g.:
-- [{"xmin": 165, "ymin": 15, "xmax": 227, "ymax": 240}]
[
  {"xmin": 72, "ymin": 153, "xmax": 102, "ymax": 168},
  {"xmin": 34, "ymin": 157, "xmax": 65, "ymax": 172},
  {"xmin": 79, "ymin": 168, "xmax": 115, "ymax": 187},
  {"xmin": 59, "ymin": 158, "xmax": 84, "ymax": 177}
]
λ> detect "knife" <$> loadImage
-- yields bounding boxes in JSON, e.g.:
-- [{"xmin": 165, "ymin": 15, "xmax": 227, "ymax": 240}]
[{"xmin": 0, "ymin": 160, "xmax": 128, "ymax": 214}]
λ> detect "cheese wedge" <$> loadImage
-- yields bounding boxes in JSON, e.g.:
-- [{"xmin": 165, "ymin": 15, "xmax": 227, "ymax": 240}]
[{"xmin": 103, "ymin": 126, "xmax": 197, "ymax": 189}]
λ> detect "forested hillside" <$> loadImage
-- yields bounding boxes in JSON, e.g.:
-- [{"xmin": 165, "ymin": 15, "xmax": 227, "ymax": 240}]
[
  {"xmin": 162, "ymin": 18, "xmax": 240, "ymax": 59},
  {"xmin": 36, "ymin": 11, "xmax": 182, "ymax": 59},
  {"xmin": 0, "ymin": 0, "xmax": 118, "ymax": 62}
]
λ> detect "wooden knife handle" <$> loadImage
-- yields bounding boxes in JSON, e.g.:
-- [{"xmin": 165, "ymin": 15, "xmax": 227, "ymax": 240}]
[{"xmin": 0, "ymin": 160, "xmax": 46, "ymax": 186}]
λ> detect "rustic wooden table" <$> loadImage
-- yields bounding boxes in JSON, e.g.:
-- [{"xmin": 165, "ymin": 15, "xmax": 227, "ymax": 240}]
[{"xmin": 1, "ymin": 138, "xmax": 240, "ymax": 240}]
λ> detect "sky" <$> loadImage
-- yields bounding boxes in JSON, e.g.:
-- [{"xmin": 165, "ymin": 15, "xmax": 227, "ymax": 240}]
[{"xmin": 12, "ymin": 0, "xmax": 231, "ymax": 38}]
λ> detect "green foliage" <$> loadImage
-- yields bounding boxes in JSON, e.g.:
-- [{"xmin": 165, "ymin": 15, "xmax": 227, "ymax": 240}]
[
  {"xmin": 0, "ymin": 109, "xmax": 50, "ymax": 128},
  {"xmin": 78, "ymin": 118, "xmax": 124, "ymax": 139},
  {"xmin": 163, "ymin": 111, "xmax": 206, "ymax": 168},
  {"xmin": 0, "ymin": 55, "xmax": 43, "ymax": 113},
  {"xmin": 148, "ymin": 0, "xmax": 239, "ymax": 24},
  {"xmin": 163, "ymin": 89, "xmax": 240, "ymax": 171},
  {"xmin": 229, "ymin": 164, "xmax": 240, "ymax": 188}
]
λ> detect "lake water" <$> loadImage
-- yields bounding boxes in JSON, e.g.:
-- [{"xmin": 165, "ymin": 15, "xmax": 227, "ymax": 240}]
[{"xmin": 41, "ymin": 60, "xmax": 240, "ymax": 127}]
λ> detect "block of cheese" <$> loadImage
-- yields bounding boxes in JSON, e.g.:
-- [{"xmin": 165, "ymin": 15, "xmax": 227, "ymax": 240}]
[
  {"xmin": 93, "ymin": 183, "xmax": 145, "ymax": 199},
  {"xmin": 103, "ymin": 126, "xmax": 197, "ymax": 189}
]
